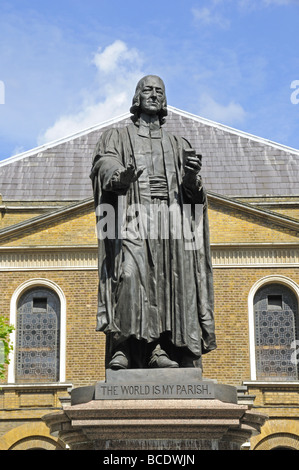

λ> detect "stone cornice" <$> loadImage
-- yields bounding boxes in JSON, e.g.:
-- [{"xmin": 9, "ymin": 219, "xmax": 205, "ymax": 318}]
[
  {"xmin": 0, "ymin": 245, "xmax": 98, "ymax": 271},
  {"xmin": 243, "ymin": 381, "xmax": 299, "ymax": 389},
  {"xmin": 211, "ymin": 243, "xmax": 299, "ymax": 268},
  {"xmin": 0, "ymin": 243, "xmax": 298, "ymax": 271}
]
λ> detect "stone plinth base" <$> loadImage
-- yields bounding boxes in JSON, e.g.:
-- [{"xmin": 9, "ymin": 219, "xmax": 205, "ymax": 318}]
[
  {"xmin": 43, "ymin": 397, "xmax": 267, "ymax": 450},
  {"xmin": 43, "ymin": 370, "xmax": 267, "ymax": 450}
]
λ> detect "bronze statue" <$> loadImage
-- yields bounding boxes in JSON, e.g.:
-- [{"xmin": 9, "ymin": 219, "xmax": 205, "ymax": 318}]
[{"xmin": 90, "ymin": 75, "xmax": 216, "ymax": 370}]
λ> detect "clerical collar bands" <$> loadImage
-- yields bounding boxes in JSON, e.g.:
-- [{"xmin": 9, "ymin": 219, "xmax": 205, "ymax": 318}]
[{"xmin": 136, "ymin": 113, "xmax": 162, "ymax": 139}]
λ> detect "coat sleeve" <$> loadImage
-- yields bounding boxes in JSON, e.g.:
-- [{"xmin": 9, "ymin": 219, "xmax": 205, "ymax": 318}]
[
  {"xmin": 90, "ymin": 128, "xmax": 127, "ymax": 193},
  {"xmin": 177, "ymin": 136, "xmax": 206, "ymax": 205},
  {"xmin": 90, "ymin": 128, "xmax": 126, "ymax": 334}
]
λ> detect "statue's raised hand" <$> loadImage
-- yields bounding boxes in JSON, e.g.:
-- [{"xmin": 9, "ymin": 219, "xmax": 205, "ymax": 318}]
[
  {"xmin": 118, "ymin": 163, "xmax": 144, "ymax": 186},
  {"xmin": 110, "ymin": 163, "xmax": 144, "ymax": 194}
]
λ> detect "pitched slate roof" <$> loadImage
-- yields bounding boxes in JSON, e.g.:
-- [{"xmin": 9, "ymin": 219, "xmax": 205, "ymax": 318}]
[{"xmin": 0, "ymin": 106, "xmax": 298, "ymax": 201}]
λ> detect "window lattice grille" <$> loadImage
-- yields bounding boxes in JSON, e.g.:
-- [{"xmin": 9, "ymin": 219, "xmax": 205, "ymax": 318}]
[
  {"xmin": 16, "ymin": 287, "xmax": 60, "ymax": 383},
  {"xmin": 254, "ymin": 283, "xmax": 299, "ymax": 381}
]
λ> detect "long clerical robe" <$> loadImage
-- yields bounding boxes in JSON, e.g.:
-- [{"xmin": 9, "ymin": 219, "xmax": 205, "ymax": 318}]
[{"xmin": 90, "ymin": 116, "xmax": 216, "ymax": 367}]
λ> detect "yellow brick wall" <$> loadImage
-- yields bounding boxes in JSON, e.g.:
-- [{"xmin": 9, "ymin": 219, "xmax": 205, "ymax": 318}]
[
  {"xmin": 0, "ymin": 270, "xmax": 105, "ymax": 387},
  {"xmin": 1, "ymin": 208, "xmax": 97, "ymax": 247},
  {"xmin": 209, "ymin": 201, "xmax": 299, "ymax": 243},
  {"xmin": 265, "ymin": 208, "xmax": 299, "ymax": 220},
  {"xmin": 0, "ymin": 199, "xmax": 298, "ymax": 450},
  {"xmin": 1, "ymin": 266, "xmax": 297, "ymax": 388},
  {"xmin": 0, "ymin": 203, "xmax": 298, "ymax": 388},
  {"xmin": 247, "ymin": 386, "xmax": 299, "ymax": 416},
  {"xmin": 0, "ymin": 211, "xmax": 46, "ymax": 229},
  {"xmin": 202, "ymin": 267, "xmax": 299, "ymax": 384}
]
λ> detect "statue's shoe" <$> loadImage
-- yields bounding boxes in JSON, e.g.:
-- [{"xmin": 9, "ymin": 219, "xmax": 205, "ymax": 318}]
[
  {"xmin": 108, "ymin": 351, "xmax": 129, "ymax": 370},
  {"xmin": 148, "ymin": 350, "xmax": 179, "ymax": 368}
]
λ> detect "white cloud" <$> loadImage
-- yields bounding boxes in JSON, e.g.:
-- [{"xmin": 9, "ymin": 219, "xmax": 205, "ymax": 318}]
[
  {"xmin": 191, "ymin": 6, "xmax": 230, "ymax": 29},
  {"xmin": 198, "ymin": 93, "xmax": 246, "ymax": 126},
  {"xmin": 93, "ymin": 40, "xmax": 141, "ymax": 73},
  {"xmin": 38, "ymin": 40, "xmax": 145, "ymax": 144}
]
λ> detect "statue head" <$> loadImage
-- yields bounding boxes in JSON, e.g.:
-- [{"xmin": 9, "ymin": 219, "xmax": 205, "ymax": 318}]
[{"xmin": 130, "ymin": 75, "xmax": 168, "ymax": 123}]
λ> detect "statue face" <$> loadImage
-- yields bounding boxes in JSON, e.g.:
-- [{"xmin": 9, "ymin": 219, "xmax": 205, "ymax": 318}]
[{"xmin": 139, "ymin": 76, "xmax": 165, "ymax": 116}]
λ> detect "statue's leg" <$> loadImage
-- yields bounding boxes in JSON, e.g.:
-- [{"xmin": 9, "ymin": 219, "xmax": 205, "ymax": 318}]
[
  {"xmin": 107, "ymin": 339, "xmax": 130, "ymax": 370},
  {"xmin": 177, "ymin": 348, "xmax": 199, "ymax": 368},
  {"xmin": 156, "ymin": 333, "xmax": 201, "ymax": 369}
]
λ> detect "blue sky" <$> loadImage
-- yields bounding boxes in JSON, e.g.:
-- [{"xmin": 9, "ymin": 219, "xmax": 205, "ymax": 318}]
[{"xmin": 0, "ymin": 0, "xmax": 298, "ymax": 160}]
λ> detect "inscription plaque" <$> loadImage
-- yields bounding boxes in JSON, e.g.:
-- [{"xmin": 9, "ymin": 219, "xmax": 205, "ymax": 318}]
[
  {"xmin": 70, "ymin": 369, "xmax": 238, "ymax": 405},
  {"xmin": 95, "ymin": 381, "xmax": 214, "ymax": 400}
]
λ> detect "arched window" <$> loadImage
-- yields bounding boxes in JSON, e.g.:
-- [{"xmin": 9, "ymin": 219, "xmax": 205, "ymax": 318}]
[
  {"xmin": 15, "ymin": 287, "xmax": 61, "ymax": 383},
  {"xmin": 253, "ymin": 283, "xmax": 299, "ymax": 381}
]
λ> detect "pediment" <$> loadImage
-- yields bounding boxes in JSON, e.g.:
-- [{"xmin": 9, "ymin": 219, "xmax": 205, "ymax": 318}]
[{"xmin": 0, "ymin": 192, "xmax": 298, "ymax": 248}]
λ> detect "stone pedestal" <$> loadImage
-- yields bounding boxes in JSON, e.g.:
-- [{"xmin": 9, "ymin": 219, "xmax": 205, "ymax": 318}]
[{"xmin": 43, "ymin": 370, "xmax": 267, "ymax": 450}]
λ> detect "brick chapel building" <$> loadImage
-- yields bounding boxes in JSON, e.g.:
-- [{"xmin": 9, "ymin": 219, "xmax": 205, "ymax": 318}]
[{"xmin": 0, "ymin": 106, "xmax": 298, "ymax": 450}]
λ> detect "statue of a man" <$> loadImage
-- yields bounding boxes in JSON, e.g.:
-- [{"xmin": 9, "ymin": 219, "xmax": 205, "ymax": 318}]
[{"xmin": 90, "ymin": 75, "xmax": 216, "ymax": 370}]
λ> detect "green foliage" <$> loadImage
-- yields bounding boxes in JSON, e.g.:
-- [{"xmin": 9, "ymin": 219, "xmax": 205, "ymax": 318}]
[{"xmin": 0, "ymin": 316, "xmax": 14, "ymax": 380}]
